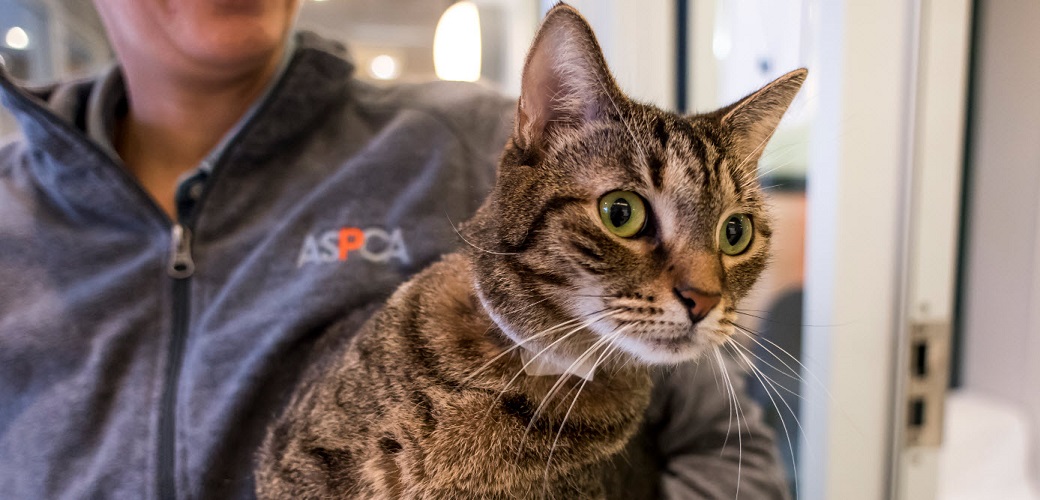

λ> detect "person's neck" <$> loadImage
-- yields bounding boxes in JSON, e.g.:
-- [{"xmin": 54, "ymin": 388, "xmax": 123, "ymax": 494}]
[{"xmin": 115, "ymin": 49, "xmax": 283, "ymax": 218}]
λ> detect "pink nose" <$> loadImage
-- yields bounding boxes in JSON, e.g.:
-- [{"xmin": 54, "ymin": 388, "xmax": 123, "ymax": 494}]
[{"xmin": 675, "ymin": 287, "xmax": 722, "ymax": 323}]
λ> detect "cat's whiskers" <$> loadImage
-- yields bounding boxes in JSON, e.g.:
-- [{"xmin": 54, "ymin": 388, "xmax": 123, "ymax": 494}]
[
  {"xmin": 730, "ymin": 133, "xmax": 776, "ymax": 196},
  {"xmin": 713, "ymin": 346, "xmax": 747, "ymax": 500},
  {"xmin": 750, "ymin": 141, "xmax": 801, "ymax": 187},
  {"xmin": 461, "ymin": 328, "xmax": 558, "ymax": 388},
  {"xmin": 727, "ymin": 337, "xmax": 802, "ymax": 395},
  {"xmin": 526, "ymin": 322, "xmax": 631, "ymax": 425},
  {"xmin": 461, "ymin": 305, "xmax": 595, "ymax": 387},
  {"xmin": 571, "ymin": 293, "xmax": 616, "ymax": 299},
  {"xmin": 724, "ymin": 338, "xmax": 803, "ymax": 500},
  {"xmin": 516, "ymin": 325, "xmax": 627, "ymax": 457},
  {"xmin": 730, "ymin": 309, "xmax": 773, "ymax": 322},
  {"xmin": 596, "ymin": 77, "xmax": 652, "ymax": 177},
  {"xmin": 734, "ymin": 134, "xmax": 772, "ymax": 176},
  {"xmin": 482, "ymin": 309, "xmax": 623, "ymax": 423},
  {"xmin": 541, "ymin": 329, "xmax": 627, "ymax": 496},
  {"xmin": 700, "ymin": 347, "xmax": 746, "ymax": 500},
  {"xmin": 713, "ymin": 345, "xmax": 736, "ymax": 454},
  {"xmin": 524, "ymin": 324, "xmax": 619, "ymax": 432},
  {"xmin": 733, "ymin": 320, "xmax": 867, "ymax": 430},
  {"xmin": 470, "ymin": 294, "xmax": 554, "ymax": 359},
  {"xmin": 445, "ymin": 213, "xmax": 519, "ymax": 256},
  {"xmin": 728, "ymin": 319, "xmax": 863, "ymax": 487},
  {"xmin": 732, "ymin": 307, "xmax": 770, "ymax": 314},
  {"xmin": 731, "ymin": 340, "xmax": 808, "ymax": 391},
  {"xmin": 728, "ymin": 320, "xmax": 836, "ymax": 404},
  {"xmin": 608, "ymin": 326, "xmax": 646, "ymax": 373},
  {"xmin": 733, "ymin": 308, "xmax": 838, "ymax": 330},
  {"xmin": 754, "ymin": 156, "xmax": 798, "ymax": 186},
  {"xmin": 599, "ymin": 328, "xmax": 635, "ymax": 377},
  {"xmin": 707, "ymin": 342, "xmax": 726, "ymax": 395}
]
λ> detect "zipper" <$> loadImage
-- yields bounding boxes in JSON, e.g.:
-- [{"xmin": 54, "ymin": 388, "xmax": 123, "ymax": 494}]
[
  {"xmin": 149, "ymin": 75, "xmax": 293, "ymax": 497},
  {"xmin": 158, "ymin": 223, "xmax": 194, "ymax": 500},
  {"xmin": 168, "ymin": 225, "xmax": 195, "ymax": 279}
]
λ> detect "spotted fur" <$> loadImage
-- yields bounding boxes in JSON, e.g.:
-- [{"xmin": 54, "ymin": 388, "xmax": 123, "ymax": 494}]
[{"xmin": 257, "ymin": 4, "xmax": 805, "ymax": 498}]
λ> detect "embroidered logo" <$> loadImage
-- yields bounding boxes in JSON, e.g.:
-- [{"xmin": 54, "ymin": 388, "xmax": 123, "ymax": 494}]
[{"xmin": 297, "ymin": 227, "xmax": 411, "ymax": 267}]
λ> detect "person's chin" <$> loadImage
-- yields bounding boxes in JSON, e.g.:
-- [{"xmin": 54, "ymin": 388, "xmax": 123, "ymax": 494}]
[
  {"xmin": 209, "ymin": 0, "xmax": 269, "ymax": 15},
  {"xmin": 183, "ymin": 23, "xmax": 289, "ymax": 70},
  {"xmin": 173, "ymin": 0, "xmax": 295, "ymax": 67}
]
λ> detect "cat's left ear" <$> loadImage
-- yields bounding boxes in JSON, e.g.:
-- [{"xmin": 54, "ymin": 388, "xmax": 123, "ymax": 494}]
[
  {"xmin": 720, "ymin": 68, "xmax": 808, "ymax": 166},
  {"xmin": 514, "ymin": 4, "xmax": 621, "ymax": 154}
]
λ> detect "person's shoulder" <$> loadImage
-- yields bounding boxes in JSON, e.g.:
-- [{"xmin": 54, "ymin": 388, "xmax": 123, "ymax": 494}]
[
  {"xmin": 294, "ymin": 32, "xmax": 515, "ymax": 146},
  {"xmin": 382, "ymin": 79, "xmax": 513, "ymax": 117},
  {"xmin": 351, "ymin": 79, "xmax": 515, "ymax": 145},
  {"xmin": 0, "ymin": 68, "xmax": 99, "ymax": 148}
]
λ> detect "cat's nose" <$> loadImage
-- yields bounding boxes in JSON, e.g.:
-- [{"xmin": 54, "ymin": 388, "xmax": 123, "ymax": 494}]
[{"xmin": 674, "ymin": 286, "xmax": 721, "ymax": 323}]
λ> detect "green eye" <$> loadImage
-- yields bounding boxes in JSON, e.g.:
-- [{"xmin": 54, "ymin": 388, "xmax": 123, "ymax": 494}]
[
  {"xmin": 598, "ymin": 191, "xmax": 647, "ymax": 238},
  {"xmin": 719, "ymin": 214, "xmax": 753, "ymax": 255}
]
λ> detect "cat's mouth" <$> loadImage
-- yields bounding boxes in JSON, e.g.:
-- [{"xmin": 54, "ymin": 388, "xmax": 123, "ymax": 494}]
[
  {"xmin": 614, "ymin": 319, "xmax": 727, "ymax": 364},
  {"xmin": 574, "ymin": 295, "xmax": 732, "ymax": 365}
]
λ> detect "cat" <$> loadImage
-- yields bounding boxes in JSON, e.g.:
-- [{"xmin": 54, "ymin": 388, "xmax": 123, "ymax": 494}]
[{"xmin": 256, "ymin": 4, "xmax": 805, "ymax": 498}]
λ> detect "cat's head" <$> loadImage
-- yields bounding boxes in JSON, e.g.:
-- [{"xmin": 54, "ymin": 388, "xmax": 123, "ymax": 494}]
[{"xmin": 465, "ymin": 4, "xmax": 805, "ymax": 369}]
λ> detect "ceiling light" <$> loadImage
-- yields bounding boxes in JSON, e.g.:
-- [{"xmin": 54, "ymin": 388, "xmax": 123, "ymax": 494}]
[
  {"xmin": 433, "ymin": 2, "xmax": 481, "ymax": 82},
  {"xmin": 5, "ymin": 27, "xmax": 29, "ymax": 50},
  {"xmin": 369, "ymin": 54, "xmax": 400, "ymax": 80}
]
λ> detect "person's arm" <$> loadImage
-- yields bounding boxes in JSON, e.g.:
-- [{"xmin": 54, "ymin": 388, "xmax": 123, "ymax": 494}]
[{"xmin": 647, "ymin": 354, "xmax": 792, "ymax": 499}]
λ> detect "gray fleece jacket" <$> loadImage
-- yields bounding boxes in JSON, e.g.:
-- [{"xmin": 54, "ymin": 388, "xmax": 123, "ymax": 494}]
[{"xmin": 0, "ymin": 33, "xmax": 787, "ymax": 499}]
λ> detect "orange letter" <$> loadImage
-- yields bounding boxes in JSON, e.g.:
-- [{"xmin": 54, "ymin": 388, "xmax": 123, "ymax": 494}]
[{"xmin": 338, "ymin": 227, "xmax": 365, "ymax": 261}]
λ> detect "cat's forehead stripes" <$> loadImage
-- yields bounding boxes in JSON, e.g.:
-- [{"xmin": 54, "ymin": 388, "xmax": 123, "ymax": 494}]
[
  {"xmin": 633, "ymin": 113, "xmax": 730, "ymax": 201},
  {"xmin": 652, "ymin": 116, "xmax": 670, "ymax": 149},
  {"xmin": 551, "ymin": 125, "xmax": 648, "ymax": 186},
  {"xmin": 678, "ymin": 121, "xmax": 738, "ymax": 198}
]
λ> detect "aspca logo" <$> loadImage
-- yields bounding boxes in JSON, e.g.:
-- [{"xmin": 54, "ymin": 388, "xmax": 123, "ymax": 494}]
[{"xmin": 297, "ymin": 227, "xmax": 411, "ymax": 267}]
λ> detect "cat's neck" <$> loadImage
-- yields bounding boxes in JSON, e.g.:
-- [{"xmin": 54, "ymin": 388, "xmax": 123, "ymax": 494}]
[{"xmin": 417, "ymin": 254, "xmax": 650, "ymax": 410}]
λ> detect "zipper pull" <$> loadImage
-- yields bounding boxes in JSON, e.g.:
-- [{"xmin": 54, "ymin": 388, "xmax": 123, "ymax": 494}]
[{"xmin": 168, "ymin": 224, "xmax": 195, "ymax": 279}]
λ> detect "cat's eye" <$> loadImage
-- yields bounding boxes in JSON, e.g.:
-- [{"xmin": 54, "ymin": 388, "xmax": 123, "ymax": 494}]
[
  {"xmin": 598, "ymin": 191, "xmax": 647, "ymax": 238},
  {"xmin": 719, "ymin": 214, "xmax": 754, "ymax": 255}
]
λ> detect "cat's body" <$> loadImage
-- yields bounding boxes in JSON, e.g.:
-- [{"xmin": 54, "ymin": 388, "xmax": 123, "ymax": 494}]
[
  {"xmin": 257, "ymin": 254, "xmax": 651, "ymax": 498},
  {"xmin": 257, "ymin": 4, "xmax": 805, "ymax": 498}
]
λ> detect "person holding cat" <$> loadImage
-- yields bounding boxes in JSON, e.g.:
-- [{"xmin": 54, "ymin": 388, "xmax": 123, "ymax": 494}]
[{"xmin": 0, "ymin": 0, "xmax": 789, "ymax": 498}]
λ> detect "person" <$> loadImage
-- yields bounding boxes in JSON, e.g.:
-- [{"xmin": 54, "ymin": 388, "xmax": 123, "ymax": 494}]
[{"xmin": 0, "ymin": 1, "xmax": 789, "ymax": 498}]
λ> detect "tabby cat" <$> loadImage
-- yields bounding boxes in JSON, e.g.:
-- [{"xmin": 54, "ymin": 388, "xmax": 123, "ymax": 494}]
[{"xmin": 257, "ymin": 4, "xmax": 805, "ymax": 498}]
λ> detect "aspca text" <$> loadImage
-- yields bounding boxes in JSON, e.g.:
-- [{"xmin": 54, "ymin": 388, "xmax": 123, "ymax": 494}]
[{"xmin": 297, "ymin": 227, "xmax": 410, "ymax": 267}]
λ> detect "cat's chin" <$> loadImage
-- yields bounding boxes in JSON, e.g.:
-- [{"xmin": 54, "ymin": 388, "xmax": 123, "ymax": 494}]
[
  {"xmin": 583, "ymin": 306, "xmax": 731, "ymax": 366},
  {"xmin": 611, "ymin": 332, "xmax": 717, "ymax": 365}
]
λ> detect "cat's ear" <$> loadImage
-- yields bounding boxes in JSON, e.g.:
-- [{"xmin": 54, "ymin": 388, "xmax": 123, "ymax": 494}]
[
  {"xmin": 515, "ymin": 4, "xmax": 619, "ymax": 153},
  {"xmin": 720, "ymin": 68, "xmax": 807, "ymax": 166}
]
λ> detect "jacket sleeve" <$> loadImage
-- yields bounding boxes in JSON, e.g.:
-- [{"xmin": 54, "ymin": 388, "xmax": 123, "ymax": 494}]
[{"xmin": 647, "ymin": 355, "xmax": 792, "ymax": 499}]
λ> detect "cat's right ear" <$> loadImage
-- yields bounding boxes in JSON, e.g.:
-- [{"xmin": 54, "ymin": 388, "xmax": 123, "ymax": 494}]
[
  {"xmin": 718, "ymin": 68, "xmax": 808, "ymax": 168},
  {"xmin": 515, "ymin": 3, "xmax": 619, "ymax": 154}
]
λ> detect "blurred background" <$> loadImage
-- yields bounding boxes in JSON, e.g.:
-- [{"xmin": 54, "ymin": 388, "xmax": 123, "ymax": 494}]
[{"xmin": 1, "ymin": 0, "xmax": 1037, "ymax": 499}]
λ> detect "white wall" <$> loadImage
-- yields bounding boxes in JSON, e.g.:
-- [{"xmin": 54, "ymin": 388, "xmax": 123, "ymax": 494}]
[
  {"xmin": 800, "ymin": 0, "xmax": 915, "ymax": 498},
  {"xmin": 961, "ymin": 0, "xmax": 1040, "ymax": 486}
]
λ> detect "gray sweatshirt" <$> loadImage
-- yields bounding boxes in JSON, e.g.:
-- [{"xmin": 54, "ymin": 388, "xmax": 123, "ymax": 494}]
[{"xmin": 0, "ymin": 33, "xmax": 788, "ymax": 499}]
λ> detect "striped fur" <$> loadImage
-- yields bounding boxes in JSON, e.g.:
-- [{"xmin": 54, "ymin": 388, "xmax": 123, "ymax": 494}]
[{"xmin": 257, "ymin": 4, "xmax": 805, "ymax": 498}]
